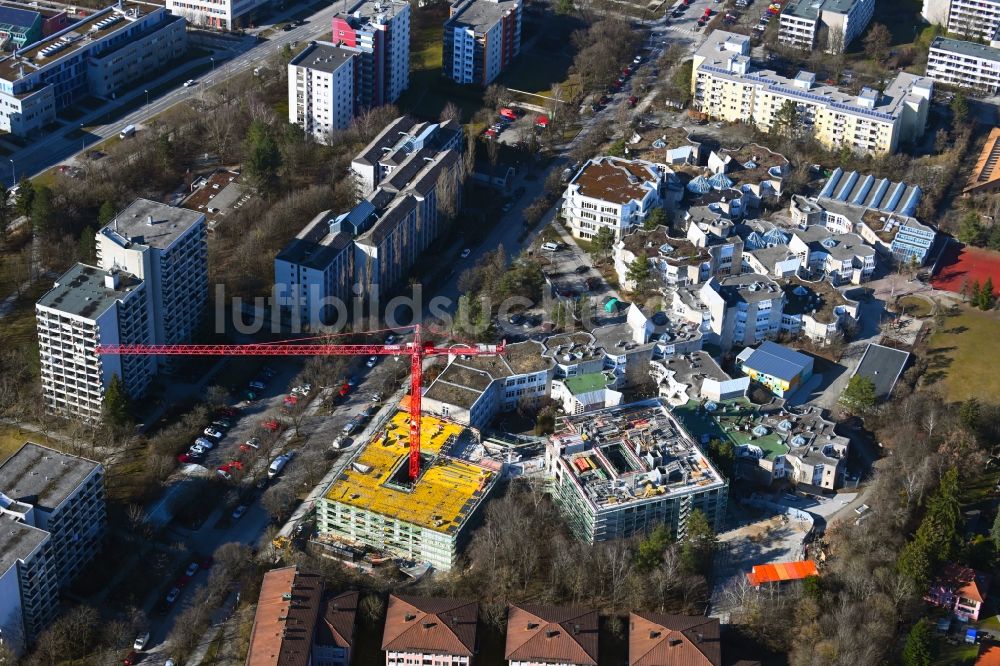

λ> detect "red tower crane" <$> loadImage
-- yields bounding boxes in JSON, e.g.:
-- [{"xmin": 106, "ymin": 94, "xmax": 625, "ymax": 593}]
[{"xmin": 97, "ymin": 325, "xmax": 504, "ymax": 480}]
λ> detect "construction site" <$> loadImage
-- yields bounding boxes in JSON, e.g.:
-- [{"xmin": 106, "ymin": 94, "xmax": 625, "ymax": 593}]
[
  {"xmin": 546, "ymin": 400, "xmax": 729, "ymax": 544},
  {"xmin": 314, "ymin": 406, "xmax": 499, "ymax": 572}
]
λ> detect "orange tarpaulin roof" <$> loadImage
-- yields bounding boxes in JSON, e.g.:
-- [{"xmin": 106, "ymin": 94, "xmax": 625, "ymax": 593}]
[{"xmin": 746, "ymin": 560, "xmax": 818, "ymax": 586}]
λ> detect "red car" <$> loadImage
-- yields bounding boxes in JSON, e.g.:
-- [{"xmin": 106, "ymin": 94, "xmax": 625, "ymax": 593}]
[
  {"xmin": 628, "ymin": 95, "xmax": 639, "ymax": 107},
  {"xmin": 177, "ymin": 453, "xmax": 192, "ymax": 464},
  {"xmin": 124, "ymin": 651, "xmax": 138, "ymax": 666},
  {"xmin": 228, "ymin": 460, "xmax": 245, "ymax": 470},
  {"xmin": 261, "ymin": 419, "xmax": 280, "ymax": 432}
]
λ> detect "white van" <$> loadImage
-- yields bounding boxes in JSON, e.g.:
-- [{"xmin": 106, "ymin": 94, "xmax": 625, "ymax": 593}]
[
  {"xmin": 268, "ymin": 453, "xmax": 292, "ymax": 479},
  {"xmin": 541, "ymin": 242, "xmax": 560, "ymax": 252},
  {"xmin": 119, "ymin": 125, "xmax": 136, "ymax": 139}
]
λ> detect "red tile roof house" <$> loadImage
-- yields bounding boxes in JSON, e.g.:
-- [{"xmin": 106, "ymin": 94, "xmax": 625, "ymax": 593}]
[
  {"xmin": 245, "ymin": 567, "xmax": 358, "ymax": 666},
  {"xmin": 629, "ymin": 613, "xmax": 722, "ymax": 666},
  {"xmin": 504, "ymin": 604, "xmax": 599, "ymax": 666},
  {"xmin": 382, "ymin": 595, "xmax": 478, "ymax": 666},
  {"xmin": 926, "ymin": 563, "xmax": 991, "ymax": 621}
]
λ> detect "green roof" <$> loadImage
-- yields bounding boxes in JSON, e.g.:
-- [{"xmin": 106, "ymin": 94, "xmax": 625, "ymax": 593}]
[{"xmin": 563, "ymin": 372, "xmax": 611, "ymax": 395}]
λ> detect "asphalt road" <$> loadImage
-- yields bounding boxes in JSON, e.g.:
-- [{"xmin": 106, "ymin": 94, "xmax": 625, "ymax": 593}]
[{"xmin": 7, "ymin": 4, "xmax": 340, "ymax": 187}]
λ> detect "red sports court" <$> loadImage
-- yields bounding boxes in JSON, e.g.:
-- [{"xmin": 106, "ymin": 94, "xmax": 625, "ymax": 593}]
[{"xmin": 932, "ymin": 244, "xmax": 1000, "ymax": 296}]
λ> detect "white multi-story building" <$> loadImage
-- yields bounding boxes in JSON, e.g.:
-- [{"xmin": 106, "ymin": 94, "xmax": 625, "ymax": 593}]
[
  {"xmin": 443, "ymin": 0, "xmax": 522, "ymax": 85},
  {"xmin": 166, "ymin": 0, "xmax": 269, "ymax": 30},
  {"xmin": 422, "ymin": 341, "xmax": 553, "ymax": 428},
  {"xmin": 36, "ymin": 264, "xmax": 154, "ymax": 422},
  {"xmin": 382, "ymin": 595, "xmax": 477, "ymax": 666},
  {"xmin": 779, "ymin": 0, "xmax": 875, "ymax": 52},
  {"xmin": 946, "ymin": 0, "xmax": 1000, "ymax": 39},
  {"xmin": 927, "ymin": 37, "xmax": 1000, "ymax": 95},
  {"xmin": 0, "ymin": 443, "xmax": 105, "ymax": 655},
  {"xmin": 692, "ymin": 31, "xmax": 933, "ymax": 155},
  {"xmin": 288, "ymin": 41, "xmax": 359, "ymax": 144},
  {"xmin": 95, "ymin": 199, "xmax": 207, "ymax": 354},
  {"xmin": 563, "ymin": 157, "xmax": 667, "ymax": 240},
  {"xmin": 788, "ymin": 227, "xmax": 876, "ymax": 285},
  {"xmin": 332, "ymin": 0, "xmax": 410, "ymax": 107},
  {"xmin": 276, "ymin": 117, "xmax": 463, "ymax": 325},
  {"xmin": 0, "ymin": 4, "xmax": 186, "ymax": 137},
  {"xmin": 686, "ymin": 273, "xmax": 786, "ymax": 351}
]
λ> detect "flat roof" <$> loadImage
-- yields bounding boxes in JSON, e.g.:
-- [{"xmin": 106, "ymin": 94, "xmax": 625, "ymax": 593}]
[
  {"xmin": 0, "ymin": 442, "xmax": 100, "ymax": 511},
  {"xmin": 854, "ymin": 343, "xmax": 910, "ymax": 398},
  {"xmin": 563, "ymin": 372, "xmax": 612, "ymax": 396},
  {"xmin": 103, "ymin": 198, "xmax": 204, "ymax": 250},
  {"xmin": 446, "ymin": 0, "xmax": 520, "ymax": 34},
  {"xmin": 718, "ymin": 273, "xmax": 782, "ymax": 304},
  {"xmin": 0, "ymin": 515, "xmax": 49, "ymax": 578},
  {"xmin": 36, "ymin": 263, "xmax": 142, "ymax": 320},
  {"xmin": 549, "ymin": 400, "xmax": 726, "ymax": 510},
  {"xmin": 423, "ymin": 341, "xmax": 552, "ymax": 410},
  {"xmin": 289, "ymin": 40, "xmax": 358, "ymax": 74},
  {"xmin": 571, "ymin": 157, "xmax": 662, "ymax": 206},
  {"xmin": 783, "ymin": 0, "xmax": 864, "ymax": 19},
  {"xmin": 323, "ymin": 410, "xmax": 495, "ymax": 534},
  {"xmin": 622, "ymin": 226, "xmax": 709, "ymax": 266},
  {"xmin": 335, "ymin": 0, "xmax": 409, "ymax": 26},
  {"xmin": 781, "ymin": 277, "xmax": 851, "ymax": 323},
  {"xmin": 0, "ymin": 6, "xmax": 40, "ymax": 30},
  {"xmin": 738, "ymin": 341, "xmax": 812, "ymax": 382},
  {"xmin": 931, "ymin": 36, "xmax": 1000, "ymax": 63},
  {"xmin": 0, "ymin": 4, "xmax": 153, "ymax": 80}
]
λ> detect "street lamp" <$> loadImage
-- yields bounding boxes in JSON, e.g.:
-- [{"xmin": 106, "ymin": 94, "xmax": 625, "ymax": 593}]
[
  {"xmin": 80, "ymin": 123, "xmax": 85, "ymax": 153},
  {"xmin": 144, "ymin": 89, "xmax": 149, "ymax": 110},
  {"xmin": 210, "ymin": 56, "xmax": 215, "ymax": 74},
  {"xmin": 8, "ymin": 158, "xmax": 13, "ymax": 185}
]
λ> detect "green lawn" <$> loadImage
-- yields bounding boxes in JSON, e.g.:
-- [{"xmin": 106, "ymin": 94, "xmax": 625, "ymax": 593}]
[
  {"xmin": 499, "ymin": 51, "xmax": 573, "ymax": 97},
  {"xmin": 936, "ymin": 638, "xmax": 980, "ymax": 665},
  {"xmin": 898, "ymin": 295, "xmax": 934, "ymax": 318},
  {"xmin": 0, "ymin": 425, "xmax": 52, "ymax": 463},
  {"xmin": 925, "ymin": 306, "xmax": 1000, "ymax": 403}
]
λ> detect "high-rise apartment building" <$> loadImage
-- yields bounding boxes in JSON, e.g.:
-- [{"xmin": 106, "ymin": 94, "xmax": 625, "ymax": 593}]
[
  {"xmin": 0, "ymin": 443, "xmax": 106, "ymax": 655},
  {"xmin": 779, "ymin": 0, "xmax": 875, "ymax": 52},
  {"xmin": 692, "ymin": 31, "xmax": 932, "ymax": 156},
  {"xmin": 95, "ymin": 199, "xmax": 208, "ymax": 352},
  {"xmin": 946, "ymin": 0, "xmax": 1000, "ymax": 40},
  {"xmin": 332, "ymin": 0, "xmax": 410, "ymax": 107},
  {"xmin": 926, "ymin": 36, "xmax": 1000, "ymax": 95},
  {"xmin": 0, "ymin": 4, "xmax": 186, "ymax": 137},
  {"xmin": 288, "ymin": 41, "xmax": 360, "ymax": 144},
  {"xmin": 166, "ymin": 0, "xmax": 269, "ymax": 30},
  {"xmin": 36, "ymin": 264, "xmax": 154, "ymax": 421},
  {"xmin": 443, "ymin": 0, "xmax": 521, "ymax": 86}
]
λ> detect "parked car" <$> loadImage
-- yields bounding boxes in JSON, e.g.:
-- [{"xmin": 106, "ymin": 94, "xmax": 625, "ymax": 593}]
[
  {"xmin": 508, "ymin": 313, "xmax": 525, "ymax": 325},
  {"xmin": 133, "ymin": 632, "xmax": 150, "ymax": 651},
  {"xmin": 203, "ymin": 427, "xmax": 224, "ymax": 439},
  {"xmin": 124, "ymin": 650, "xmax": 138, "ymax": 666},
  {"xmin": 460, "ymin": 248, "xmax": 471, "ymax": 258},
  {"xmin": 194, "ymin": 437, "xmax": 214, "ymax": 449},
  {"xmin": 231, "ymin": 505, "xmax": 247, "ymax": 520},
  {"xmin": 189, "ymin": 443, "xmax": 208, "ymax": 456},
  {"xmin": 248, "ymin": 381, "xmax": 266, "ymax": 391},
  {"xmin": 177, "ymin": 453, "xmax": 193, "ymax": 464},
  {"xmin": 261, "ymin": 419, "xmax": 280, "ymax": 432},
  {"xmin": 166, "ymin": 587, "xmax": 181, "ymax": 604},
  {"xmin": 211, "ymin": 419, "xmax": 232, "ymax": 430},
  {"xmin": 366, "ymin": 356, "xmax": 378, "ymax": 368},
  {"xmin": 185, "ymin": 562, "xmax": 199, "ymax": 577}
]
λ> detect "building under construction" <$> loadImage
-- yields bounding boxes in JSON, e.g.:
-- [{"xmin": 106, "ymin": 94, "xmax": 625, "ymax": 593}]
[
  {"xmin": 315, "ymin": 409, "xmax": 498, "ymax": 572},
  {"xmin": 546, "ymin": 399, "xmax": 728, "ymax": 544}
]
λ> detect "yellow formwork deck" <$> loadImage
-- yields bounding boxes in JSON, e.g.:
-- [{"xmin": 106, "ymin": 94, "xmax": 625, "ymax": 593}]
[{"xmin": 324, "ymin": 410, "xmax": 492, "ymax": 533}]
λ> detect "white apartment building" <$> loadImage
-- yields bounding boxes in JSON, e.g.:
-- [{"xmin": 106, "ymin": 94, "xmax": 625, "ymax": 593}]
[
  {"xmin": 0, "ymin": 4, "xmax": 186, "ymax": 137},
  {"xmin": 779, "ymin": 0, "xmax": 875, "ymax": 52},
  {"xmin": 788, "ymin": 227, "xmax": 876, "ymax": 285},
  {"xmin": 0, "ymin": 443, "xmax": 105, "ymax": 655},
  {"xmin": 288, "ymin": 41, "xmax": 359, "ymax": 144},
  {"xmin": 422, "ymin": 341, "xmax": 553, "ymax": 428},
  {"xmin": 167, "ymin": 0, "xmax": 269, "ymax": 30},
  {"xmin": 927, "ymin": 37, "xmax": 1000, "ymax": 94},
  {"xmin": 36, "ymin": 264, "xmax": 154, "ymax": 422},
  {"xmin": 332, "ymin": 0, "xmax": 410, "ymax": 107},
  {"xmin": 692, "ymin": 31, "xmax": 933, "ymax": 155},
  {"xmin": 674, "ymin": 273, "xmax": 786, "ymax": 351},
  {"xmin": 443, "ymin": 0, "xmax": 522, "ymax": 85},
  {"xmin": 382, "ymin": 595, "xmax": 477, "ymax": 666},
  {"xmin": 563, "ymin": 156, "xmax": 667, "ymax": 240},
  {"xmin": 947, "ymin": 0, "xmax": 1000, "ymax": 39},
  {"xmin": 95, "ymin": 199, "xmax": 208, "ymax": 352}
]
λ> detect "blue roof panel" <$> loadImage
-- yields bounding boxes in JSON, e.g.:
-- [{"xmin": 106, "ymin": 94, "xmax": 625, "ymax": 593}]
[
  {"xmin": 0, "ymin": 6, "xmax": 40, "ymax": 29},
  {"xmin": 741, "ymin": 341, "xmax": 812, "ymax": 382}
]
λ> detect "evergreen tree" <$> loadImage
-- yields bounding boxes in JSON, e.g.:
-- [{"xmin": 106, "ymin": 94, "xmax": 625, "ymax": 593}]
[
  {"xmin": 773, "ymin": 100, "xmax": 799, "ymax": 138},
  {"xmin": 902, "ymin": 619, "xmax": 935, "ymax": 666},
  {"xmin": 643, "ymin": 207, "xmax": 667, "ymax": 231},
  {"xmin": 840, "ymin": 375, "xmax": 876, "ymax": 412},
  {"xmin": 78, "ymin": 225, "xmax": 96, "ymax": 264},
  {"xmin": 981, "ymin": 277, "xmax": 995, "ymax": 310},
  {"xmin": 635, "ymin": 524, "xmax": 671, "ymax": 572},
  {"xmin": 592, "ymin": 227, "xmax": 616, "ymax": 257},
  {"xmin": 97, "ymin": 201, "xmax": 116, "ymax": 227},
  {"xmin": 30, "ymin": 185, "xmax": 55, "ymax": 239},
  {"xmin": 14, "ymin": 176, "xmax": 35, "ymax": 218},
  {"xmin": 991, "ymin": 511, "xmax": 1000, "ymax": 551},
  {"xmin": 102, "ymin": 374, "xmax": 131, "ymax": 430},
  {"xmin": 626, "ymin": 254, "xmax": 651, "ymax": 290},
  {"xmin": 958, "ymin": 212, "xmax": 984, "ymax": 245},
  {"xmin": 959, "ymin": 398, "xmax": 981, "ymax": 432},
  {"xmin": 679, "ymin": 509, "xmax": 716, "ymax": 575},
  {"xmin": 244, "ymin": 120, "xmax": 282, "ymax": 194}
]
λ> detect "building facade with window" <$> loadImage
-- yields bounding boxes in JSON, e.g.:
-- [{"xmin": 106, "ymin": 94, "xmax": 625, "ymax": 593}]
[
  {"xmin": 778, "ymin": 0, "xmax": 875, "ymax": 52},
  {"xmin": 166, "ymin": 0, "xmax": 269, "ymax": 30},
  {"xmin": 288, "ymin": 41, "xmax": 360, "ymax": 144},
  {"xmin": 0, "ymin": 4, "xmax": 186, "ymax": 136},
  {"xmin": 443, "ymin": 0, "xmax": 521, "ymax": 85},
  {"xmin": 332, "ymin": 0, "xmax": 410, "ymax": 107},
  {"xmin": 563, "ymin": 157, "xmax": 667, "ymax": 240},
  {"xmin": 926, "ymin": 37, "xmax": 1000, "ymax": 94},
  {"xmin": 692, "ymin": 31, "xmax": 932, "ymax": 156}
]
